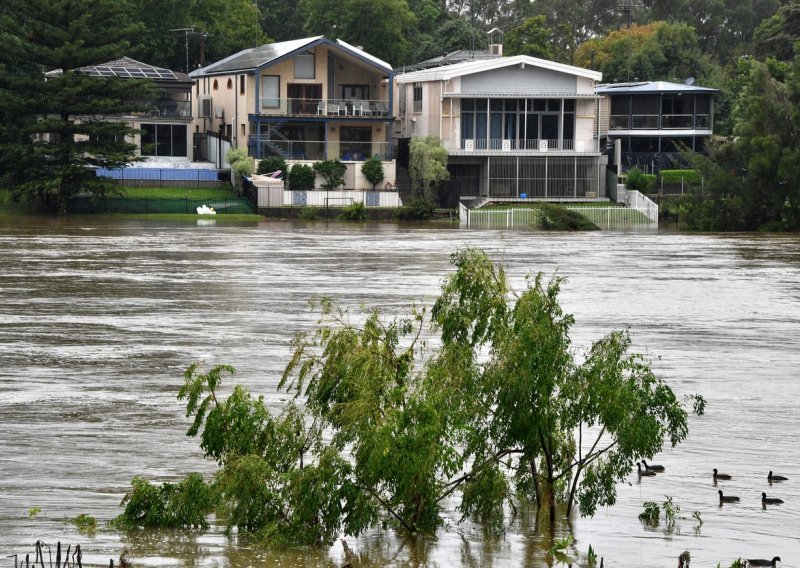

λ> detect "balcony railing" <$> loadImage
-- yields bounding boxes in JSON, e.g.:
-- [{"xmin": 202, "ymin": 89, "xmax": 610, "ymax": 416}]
[
  {"xmin": 445, "ymin": 138, "xmax": 599, "ymax": 153},
  {"xmin": 144, "ymin": 100, "xmax": 192, "ymax": 118},
  {"xmin": 610, "ymin": 114, "xmax": 712, "ymax": 130},
  {"xmin": 249, "ymin": 137, "xmax": 391, "ymax": 161},
  {"xmin": 258, "ymin": 98, "xmax": 391, "ymax": 117}
]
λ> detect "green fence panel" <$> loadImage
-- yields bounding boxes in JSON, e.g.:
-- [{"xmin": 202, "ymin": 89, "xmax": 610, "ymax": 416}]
[{"xmin": 67, "ymin": 196, "xmax": 255, "ymax": 214}]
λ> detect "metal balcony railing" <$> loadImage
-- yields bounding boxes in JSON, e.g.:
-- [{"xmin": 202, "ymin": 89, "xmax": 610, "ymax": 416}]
[
  {"xmin": 258, "ymin": 98, "xmax": 391, "ymax": 117},
  {"xmin": 445, "ymin": 138, "xmax": 599, "ymax": 152},
  {"xmin": 249, "ymin": 137, "xmax": 391, "ymax": 161}
]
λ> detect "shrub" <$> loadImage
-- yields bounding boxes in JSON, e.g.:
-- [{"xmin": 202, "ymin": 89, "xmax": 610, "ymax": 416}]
[
  {"xmin": 299, "ymin": 206, "xmax": 320, "ymax": 220},
  {"xmin": 313, "ymin": 159, "xmax": 347, "ymax": 190},
  {"xmin": 361, "ymin": 157, "xmax": 384, "ymax": 190},
  {"xmin": 288, "ymin": 164, "xmax": 315, "ymax": 191},
  {"xmin": 396, "ymin": 195, "xmax": 436, "ymax": 220},
  {"xmin": 537, "ymin": 204, "xmax": 600, "ymax": 231},
  {"xmin": 338, "ymin": 201, "xmax": 366, "ymax": 221},
  {"xmin": 256, "ymin": 155, "xmax": 288, "ymax": 178},
  {"xmin": 226, "ymin": 148, "xmax": 255, "ymax": 196},
  {"xmin": 409, "ymin": 136, "xmax": 449, "ymax": 200},
  {"xmin": 625, "ymin": 167, "xmax": 655, "ymax": 192},
  {"xmin": 659, "ymin": 169, "xmax": 701, "ymax": 185}
]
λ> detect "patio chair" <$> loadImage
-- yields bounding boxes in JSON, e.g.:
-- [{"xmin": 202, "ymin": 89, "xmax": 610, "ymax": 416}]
[
  {"xmin": 317, "ymin": 101, "xmax": 326, "ymax": 115},
  {"xmin": 373, "ymin": 102, "xmax": 387, "ymax": 116},
  {"xmin": 351, "ymin": 99, "xmax": 364, "ymax": 116},
  {"xmin": 337, "ymin": 101, "xmax": 348, "ymax": 116}
]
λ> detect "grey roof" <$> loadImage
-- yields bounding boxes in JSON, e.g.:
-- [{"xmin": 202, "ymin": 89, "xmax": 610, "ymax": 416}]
[
  {"xmin": 596, "ymin": 81, "xmax": 718, "ymax": 95},
  {"xmin": 190, "ymin": 36, "xmax": 392, "ymax": 77},
  {"xmin": 74, "ymin": 57, "xmax": 192, "ymax": 83},
  {"xmin": 400, "ymin": 50, "xmax": 500, "ymax": 72}
]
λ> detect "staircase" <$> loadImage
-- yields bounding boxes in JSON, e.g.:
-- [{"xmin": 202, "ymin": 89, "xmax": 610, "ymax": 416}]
[{"xmin": 394, "ymin": 166, "xmax": 412, "ymax": 201}]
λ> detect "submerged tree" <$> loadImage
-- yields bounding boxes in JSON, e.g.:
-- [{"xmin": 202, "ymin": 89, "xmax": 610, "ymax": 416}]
[{"xmin": 117, "ymin": 249, "xmax": 703, "ymax": 543}]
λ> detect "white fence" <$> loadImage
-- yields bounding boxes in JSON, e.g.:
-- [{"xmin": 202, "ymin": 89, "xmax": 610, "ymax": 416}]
[
  {"xmin": 624, "ymin": 190, "xmax": 659, "ymax": 223},
  {"xmin": 460, "ymin": 202, "xmax": 657, "ymax": 229}
]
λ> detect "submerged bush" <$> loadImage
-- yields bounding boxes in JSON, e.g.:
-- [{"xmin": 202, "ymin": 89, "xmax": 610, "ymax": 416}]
[{"xmin": 537, "ymin": 204, "xmax": 600, "ymax": 230}]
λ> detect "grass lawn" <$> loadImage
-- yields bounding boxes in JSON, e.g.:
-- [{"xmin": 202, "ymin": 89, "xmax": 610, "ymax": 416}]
[{"xmin": 119, "ymin": 187, "xmax": 239, "ymax": 199}]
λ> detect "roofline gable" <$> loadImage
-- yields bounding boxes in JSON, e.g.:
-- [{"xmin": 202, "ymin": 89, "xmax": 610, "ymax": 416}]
[
  {"xmin": 190, "ymin": 36, "xmax": 392, "ymax": 78},
  {"xmin": 396, "ymin": 55, "xmax": 601, "ymax": 83}
]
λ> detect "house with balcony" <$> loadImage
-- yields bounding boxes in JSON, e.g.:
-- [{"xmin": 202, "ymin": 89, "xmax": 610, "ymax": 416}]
[
  {"xmin": 395, "ymin": 54, "xmax": 607, "ymax": 204},
  {"xmin": 189, "ymin": 37, "xmax": 396, "ymax": 191},
  {"xmin": 597, "ymin": 81, "xmax": 718, "ymax": 173},
  {"xmin": 74, "ymin": 57, "xmax": 195, "ymax": 162}
]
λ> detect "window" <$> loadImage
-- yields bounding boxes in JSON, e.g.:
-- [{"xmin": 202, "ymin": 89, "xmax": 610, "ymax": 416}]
[
  {"xmin": 413, "ymin": 83, "xmax": 422, "ymax": 113},
  {"xmin": 261, "ymin": 75, "xmax": 280, "ymax": 108},
  {"xmin": 213, "ymin": 79, "xmax": 218, "ymax": 91},
  {"xmin": 239, "ymin": 74, "xmax": 245, "ymax": 95},
  {"xmin": 140, "ymin": 124, "xmax": 188, "ymax": 157},
  {"xmin": 227, "ymin": 78, "xmax": 233, "ymax": 90},
  {"xmin": 294, "ymin": 53, "xmax": 315, "ymax": 79},
  {"xmin": 341, "ymin": 85, "xmax": 369, "ymax": 101}
]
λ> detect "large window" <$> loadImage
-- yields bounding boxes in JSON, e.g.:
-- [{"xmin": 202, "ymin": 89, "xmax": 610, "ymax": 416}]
[
  {"xmin": 294, "ymin": 53, "xmax": 315, "ymax": 79},
  {"xmin": 460, "ymin": 98, "xmax": 575, "ymax": 149},
  {"xmin": 140, "ymin": 124, "xmax": 187, "ymax": 157},
  {"xmin": 261, "ymin": 76, "xmax": 280, "ymax": 108}
]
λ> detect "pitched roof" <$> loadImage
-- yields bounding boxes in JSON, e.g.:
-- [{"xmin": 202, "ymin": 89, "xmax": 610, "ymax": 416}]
[
  {"xmin": 190, "ymin": 36, "xmax": 392, "ymax": 77},
  {"xmin": 396, "ymin": 55, "xmax": 602, "ymax": 83},
  {"xmin": 400, "ymin": 49, "xmax": 500, "ymax": 72},
  {"xmin": 596, "ymin": 81, "xmax": 718, "ymax": 95},
  {"xmin": 75, "ymin": 57, "xmax": 192, "ymax": 83}
]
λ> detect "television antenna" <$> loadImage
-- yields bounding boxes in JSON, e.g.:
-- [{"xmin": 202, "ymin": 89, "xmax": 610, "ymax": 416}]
[
  {"xmin": 171, "ymin": 27, "xmax": 208, "ymax": 72},
  {"xmin": 617, "ymin": 0, "xmax": 643, "ymax": 82}
]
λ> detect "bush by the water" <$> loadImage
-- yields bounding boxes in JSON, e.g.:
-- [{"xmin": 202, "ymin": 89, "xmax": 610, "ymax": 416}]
[
  {"xmin": 537, "ymin": 204, "xmax": 600, "ymax": 230},
  {"xmin": 337, "ymin": 201, "xmax": 367, "ymax": 221},
  {"xmin": 257, "ymin": 156, "xmax": 288, "ymax": 178},
  {"xmin": 288, "ymin": 164, "xmax": 315, "ymax": 191},
  {"xmin": 395, "ymin": 195, "xmax": 436, "ymax": 220}
]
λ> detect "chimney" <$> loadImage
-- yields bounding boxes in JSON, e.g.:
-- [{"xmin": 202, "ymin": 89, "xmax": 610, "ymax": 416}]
[{"xmin": 488, "ymin": 28, "xmax": 504, "ymax": 56}]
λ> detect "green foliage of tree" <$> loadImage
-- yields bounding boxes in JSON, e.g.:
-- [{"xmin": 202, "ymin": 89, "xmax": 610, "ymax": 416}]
[
  {"xmin": 300, "ymin": 0, "xmax": 417, "ymax": 65},
  {"xmin": 313, "ymin": 159, "xmax": 346, "ymax": 190},
  {"xmin": 575, "ymin": 21, "xmax": 709, "ymax": 83},
  {"xmin": 683, "ymin": 56, "xmax": 800, "ymax": 231},
  {"xmin": 408, "ymin": 136, "xmax": 450, "ymax": 203},
  {"xmin": 257, "ymin": 155, "xmax": 288, "ymax": 178},
  {"xmin": 360, "ymin": 157, "xmax": 385, "ymax": 190},
  {"xmin": 114, "ymin": 473, "xmax": 215, "ymax": 529},
  {"xmin": 288, "ymin": 164, "xmax": 315, "ymax": 191},
  {"xmin": 406, "ymin": 16, "xmax": 488, "ymax": 66},
  {"xmin": 753, "ymin": 3, "xmax": 800, "ymax": 61},
  {"xmin": 129, "ymin": 0, "xmax": 268, "ymax": 72},
  {"xmin": 226, "ymin": 148, "xmax": 254, "ymax": 195},
  {"xmin": 395, "ymin": 195, "xmax": 437, "ymax": 220},
  {"xmin": 121, "ymin": 250, "xmax": 703, "ymax": 544},
  {"xmin": 337, "ymin": 201, "xmax": 367, "ymax": 221},
  {"xmin": 256, "ymin": 0, "xmax": 305, "ymax": 43},
  {"xmin": 504, "ymin": 16, "xmax": 554, "ymax": 59},
  {"xmin": 537, "ymin": 204, "xmax": 600, "ymax": 231},
  {"xmin": 0, "ymin": 0, "xmax": 154, "ymax": 213},
  {"xmin": 625, "ymin": 167, "xmax": 656, "ymax": 192}
]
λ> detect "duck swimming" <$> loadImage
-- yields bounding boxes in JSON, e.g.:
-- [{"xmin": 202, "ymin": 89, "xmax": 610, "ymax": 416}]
[
  {"xmin": 761, "ymin": 492, "xmax": 784, "ymax": 505},
  {"xmin": 641, "ymin": 459, "xmax": 665, "ymax": 472},
  {"xmin": 747, "ymin": 556, "xmax": 781, "ymax": 567},
  {"xmin": 718, "ymin": 490, "xmax": 740, "ymax": 503},
  {"xmin": 768, "ymin": 471, "xmax": 788, "ymax": 482},
  {"xmin": 637, "ymin": 462, "xmax": 656, "ymax": 476},
  {"xmin": 713, "ymin": 468, "xmax": 732, "ymax": 480}
]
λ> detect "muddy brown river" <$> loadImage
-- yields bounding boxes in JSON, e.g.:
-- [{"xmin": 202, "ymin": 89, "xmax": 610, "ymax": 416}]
[{"xmin": 1, "ymin": 218, "xmax": 798, "ymax": 566}]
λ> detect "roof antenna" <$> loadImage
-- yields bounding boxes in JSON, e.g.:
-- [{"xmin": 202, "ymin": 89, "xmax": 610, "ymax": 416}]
[{"xmin": 616, "ymin": 0, "xmax": 642, "ymax": 82}]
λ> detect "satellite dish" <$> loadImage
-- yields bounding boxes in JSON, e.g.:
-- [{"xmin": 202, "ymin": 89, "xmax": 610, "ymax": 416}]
[{"xmin": 685, "ymin": 77, "xmax": 695, "ymax": 85}]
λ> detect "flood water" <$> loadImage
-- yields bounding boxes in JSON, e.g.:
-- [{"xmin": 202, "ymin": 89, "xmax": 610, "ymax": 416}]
[{"xmin": 1, "ymin": 217, "xmax": 799, "ymax": 567}]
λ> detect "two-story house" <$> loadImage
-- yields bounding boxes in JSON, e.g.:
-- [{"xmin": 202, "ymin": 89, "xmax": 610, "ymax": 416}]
[
  {"xmin": 395, "ymin": 55, "xmax": 607, "ymax": 204},
  {"xmin": 71, "ymin": 57, "xmax": 195, "ymax": 162},
  {"xmin": 596, "ymin": 81, "xmax": 718, "ymax": 173},
  {"xmin": 190, "ymin": 37, "xmax": 395, "ymax": 188}
]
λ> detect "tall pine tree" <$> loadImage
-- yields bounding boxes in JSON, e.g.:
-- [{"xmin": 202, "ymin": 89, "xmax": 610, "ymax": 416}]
[{"xmin": 0, "ymin": 0, "xmax": 153, "ymax": 212}]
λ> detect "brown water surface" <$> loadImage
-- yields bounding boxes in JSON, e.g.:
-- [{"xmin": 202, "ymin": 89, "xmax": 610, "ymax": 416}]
[{"xmin": 1, "ymin": 218, "xmax": 799, "ymax": 566}]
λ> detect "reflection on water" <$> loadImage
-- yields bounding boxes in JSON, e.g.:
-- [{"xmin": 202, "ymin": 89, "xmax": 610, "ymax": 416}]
[{"xmin": 1, "ymin": 218, "xmax": 799, "ymax": 566}]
